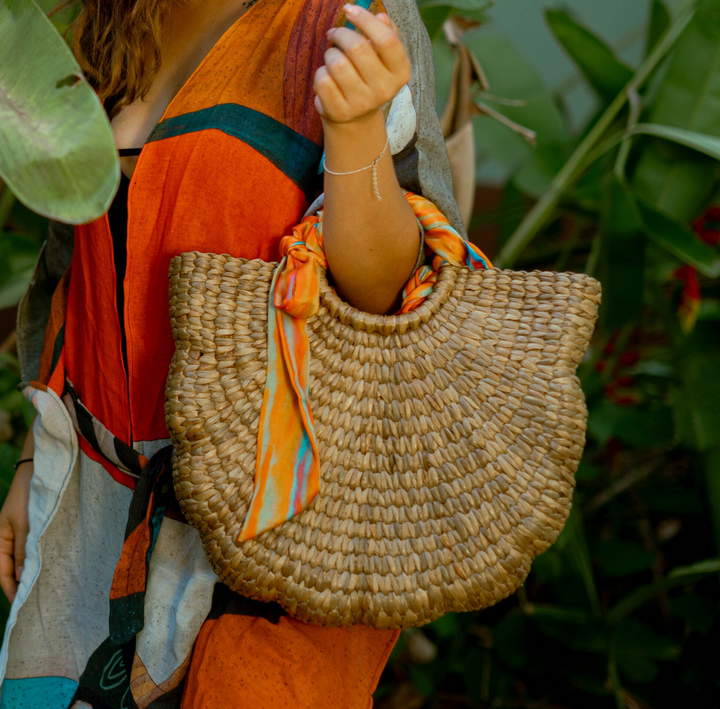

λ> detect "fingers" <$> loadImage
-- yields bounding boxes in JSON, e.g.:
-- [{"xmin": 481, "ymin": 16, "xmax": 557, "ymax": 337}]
[
  {"xmin": 0, "ymin": 521, "xmax": 18, "ymax": 602},
  {"xmin": 342, "ymin": 4, "xmax": 411, "ymax": 80},
  {"xmin": 326, "ymin": 27, "xmax": 387, "ymax": 89},
  {"xmin": 14, "ymin": 525, "xmax": 27, "ymax": 585},
  {"xmin": 314, "ymin": 4, "xmax": 411, "ymax": 124},
  {"xmin": 322, "ymin": 44, "xmax": 370, "ymax": 102},
  {"xmin": 313, "ymin": 65, "xmax": 351, "ymax": 121}
]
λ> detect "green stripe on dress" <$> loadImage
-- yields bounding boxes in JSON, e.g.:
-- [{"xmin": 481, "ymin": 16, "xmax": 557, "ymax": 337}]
[{"xmin": 148, "ymin": 104, "xmax": 323, "ymax": 196}]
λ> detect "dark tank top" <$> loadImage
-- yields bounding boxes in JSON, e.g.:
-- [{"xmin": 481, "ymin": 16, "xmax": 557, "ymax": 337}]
[{"xmin": 107, "ymin": 147, "xmax": 141, "ymax": 374}]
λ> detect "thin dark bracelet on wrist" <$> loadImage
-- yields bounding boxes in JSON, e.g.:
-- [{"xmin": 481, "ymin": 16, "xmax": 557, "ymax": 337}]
[{"xmin": 13, "ymin": 458, "xmax": 33, "ymax": 471}]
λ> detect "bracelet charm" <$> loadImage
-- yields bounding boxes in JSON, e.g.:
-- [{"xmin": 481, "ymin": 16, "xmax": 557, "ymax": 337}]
[{"xmin": 324, "ymin": 135, "xmax": 390, "ymax": 201}]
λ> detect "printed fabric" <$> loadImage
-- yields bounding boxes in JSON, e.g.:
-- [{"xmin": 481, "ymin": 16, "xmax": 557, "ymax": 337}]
[{"xmin": 3, "ymin": 0, "xmax": 469, "ymax": 706}]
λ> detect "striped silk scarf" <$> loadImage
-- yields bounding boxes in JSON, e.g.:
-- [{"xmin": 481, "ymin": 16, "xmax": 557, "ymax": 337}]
[{"xmin": 238, "ymin": 190, "xmax": 492, "ymax": 541}]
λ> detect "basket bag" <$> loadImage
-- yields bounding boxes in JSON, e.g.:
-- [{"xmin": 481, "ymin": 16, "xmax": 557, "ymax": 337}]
[{"xmin": 165, "ymin": 193, "xmax": 601, "ymax": 629}]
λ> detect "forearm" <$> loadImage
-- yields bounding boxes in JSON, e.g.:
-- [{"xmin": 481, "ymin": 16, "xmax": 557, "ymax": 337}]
[
  {"xmin": 312, "ymin": 0, "xmax": 421, "ymax": 315},
  {"xmin": 20, "ymin": 415, "xmax": 36, "ymax": 464},
  {"xmin": 322, "ymin": 109, "xmax": 419, "ymax": 314}
]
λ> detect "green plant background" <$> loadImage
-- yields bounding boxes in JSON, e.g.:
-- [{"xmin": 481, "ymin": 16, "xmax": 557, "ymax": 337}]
[{"xmin": 1, "ymin": 1, "xmax": 720, "ymax": 707}]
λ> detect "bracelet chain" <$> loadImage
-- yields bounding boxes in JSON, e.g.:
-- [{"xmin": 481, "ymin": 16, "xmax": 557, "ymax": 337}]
[{"xmin": 324, "ymin": 135, "xmax": 390, "ymax": 201}]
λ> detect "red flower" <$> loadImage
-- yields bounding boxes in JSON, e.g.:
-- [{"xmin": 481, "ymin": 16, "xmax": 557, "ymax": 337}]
[
  {"xmin": 692, "ymin": 205, "xmax": 720, "ymax": 246},
  {"xmin": 673, "ymin": 264, "xmax": 701, "ymax": 333},
  {"xmin": 617, "ymin": 350, "xmax": 640, "ymax": 368}
]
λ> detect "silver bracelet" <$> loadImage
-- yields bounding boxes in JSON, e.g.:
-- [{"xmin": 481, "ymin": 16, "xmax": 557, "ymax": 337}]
[{"xmin": 323, "ymin": 136, "xmax": 390, "ymax": 201}]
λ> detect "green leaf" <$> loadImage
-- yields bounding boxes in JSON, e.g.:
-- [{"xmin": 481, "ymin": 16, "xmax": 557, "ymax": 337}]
[
  {"xmin": 670, "ymin": 593, "xmax": 719, "ymax": 635},
  {"xmin": 595, "ymin": 539, "xmax": 657, "ymax": 578},
  {"xmin": 427, "ymin": 612, "xmax": 458, "ymax": 640},
  {"xmin": 646, "ymin": 0, "xmax": 672, "ymax": 58},
  {"xmin": 617, "ymin": 653, "xmax": 660, "ymax": 684},
  {"xmin": 0, "ymin": 268, "xmax": 34, "ymax": 309},
  {"xmin": 408, "ymin": 664, "xmax": 436, "ymax": 697},
  {"xmin": 631, "ymin": 0, "xmax": 720, "ymax": 222},
  {"xmin": 674, "ymin": 331, "xmax": 720, "ymax": 451},
  {"xmin": 607, "ymin": 557, "xmax": 720, "ymax": 623},
  {"xmin": 492, "ymin": 610, "xmax": 530, "ymax": 670},
  {"xmin": 588, "ymin": 400, "xmax": 675, "ymax": 448},
  {"xmin": 0, "ymin": 0, "xmax": 119, "ymax": 223},
  {"xmin": 417, "ymin": 0, "xmax": 493, "ymax": 40},
  {"xmin": 512, "ymin": 144, "xmax": 569, "ymax": 199},
  {"xmin": 615, "ymin": 619, "xmax": 680, "ymax": 683},
  {"xmin": 419, "ymin": 5, "xmax": 454, "ymax": 41},
  {"xmin": 527, "ymin": 606, "xmax": 606, "ymax": 653},
  {"xmin": 628, "ymin": 123, "xmax": 720, "ymax": 160},
  {"xmin": 545, "ymin": 8, "xmax": 634, "ymax": 104},
  {"xmin": 599, "ymin": 176, "xmax": 645, "ymax": 328},
  {"xmin": 552, "ymin": 505, "xmax": 601, "ymax": 614},
  {"xmin": 635, "ymin": 199, "xmax": 720, "ymax": 278}
]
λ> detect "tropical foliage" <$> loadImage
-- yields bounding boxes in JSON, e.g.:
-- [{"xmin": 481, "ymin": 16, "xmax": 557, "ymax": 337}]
[
  {"xmin": 374, "ymin": 1, "xmax": 720, "ymax": 707},
  {"xmin": 0, "ymin": 1, "xmax": 719, "ymax": 707}
]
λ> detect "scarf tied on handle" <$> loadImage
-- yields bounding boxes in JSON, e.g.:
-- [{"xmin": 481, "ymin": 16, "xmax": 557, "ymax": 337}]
[{"xmin": 238, "ymin": 190, "xmax": 492, "ymax": 542}]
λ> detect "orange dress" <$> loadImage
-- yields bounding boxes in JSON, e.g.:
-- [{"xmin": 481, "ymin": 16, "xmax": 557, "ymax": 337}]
[{"xmin": 3, "ymin": 0, "xmax": 465, "ymax": 706}]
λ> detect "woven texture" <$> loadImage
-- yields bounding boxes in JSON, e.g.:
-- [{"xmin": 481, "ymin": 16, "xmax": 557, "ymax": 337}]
[{"xmin": 166, "ymin": 253, "xmax": 601, "ymax": 629}]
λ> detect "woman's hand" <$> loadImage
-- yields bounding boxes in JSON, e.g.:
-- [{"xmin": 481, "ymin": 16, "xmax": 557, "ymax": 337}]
[
  {"xmin": 313, "ymin": 3, "xmax": 412, "ymax": 125},
  {"xmin": 0, "ymin": 447, "xmax": 34, "ymax": 603},
  {"xmin": 314, "ymin": 3, "xmax": 419, "ymax": 314}
]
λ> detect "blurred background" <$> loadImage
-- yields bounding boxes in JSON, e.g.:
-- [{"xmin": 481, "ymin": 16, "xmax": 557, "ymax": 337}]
[{"xmin": 1, "ymin": 0, "xmax": 720, "ymax": 707}]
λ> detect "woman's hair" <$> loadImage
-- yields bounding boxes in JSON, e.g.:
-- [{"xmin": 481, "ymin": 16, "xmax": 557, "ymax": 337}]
[{"xmin": 53, "ymin": 0, "xmax": 178, "ymax": 117}]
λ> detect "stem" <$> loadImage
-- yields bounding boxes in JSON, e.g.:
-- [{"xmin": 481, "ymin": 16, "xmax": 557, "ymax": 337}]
[
  {"xmin": 614, "ymin": 87, "xmax": 643, "ymax": 180},
  {"xmin": 585, "ymin": 231, "xmax": 602, "ymax": 276},
  {"xmin": 495, "ymin": 0, "xmax": 699, "ymax": 268},
  {"xmin": 607, "ymin": 628, "xmax": 626, "ymax": 709}
]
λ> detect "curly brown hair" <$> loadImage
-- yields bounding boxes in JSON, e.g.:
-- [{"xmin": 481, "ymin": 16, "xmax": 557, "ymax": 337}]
[{"xmin": 53, "ymin": 0, "xmax": 180, "ymax": 117}]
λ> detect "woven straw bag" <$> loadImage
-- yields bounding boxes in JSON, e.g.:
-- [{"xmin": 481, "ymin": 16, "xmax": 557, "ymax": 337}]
[{"xmin": 165, "ymin": 254, "xmax": 601, "ymax": 628}]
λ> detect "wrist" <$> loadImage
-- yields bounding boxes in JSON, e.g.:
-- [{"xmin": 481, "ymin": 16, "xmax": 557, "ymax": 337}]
[
  {"xmin": 321, "ymin": 107, "xmax": 384, "ymax": 137},
  {"xmin": 14, "ymin": 458, "xmax": 34, "ymax": 475},
  {"xmin": 322, "ymin": 108, "xmax": 390, "ymax": 178}
]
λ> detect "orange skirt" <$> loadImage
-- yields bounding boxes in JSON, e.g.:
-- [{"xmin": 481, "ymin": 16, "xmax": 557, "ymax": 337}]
[{"xmin": 181, "ymin": 614, "xmax": 399, "ymax": 708}]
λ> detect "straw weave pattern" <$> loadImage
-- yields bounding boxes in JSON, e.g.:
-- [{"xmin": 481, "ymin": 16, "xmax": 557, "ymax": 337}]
[{"xmin": 166, "ymin": 252, "xmax": 601, "ymax": 628}]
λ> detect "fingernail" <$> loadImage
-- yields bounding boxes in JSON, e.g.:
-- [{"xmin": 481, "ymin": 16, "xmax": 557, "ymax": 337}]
[
  {"xmin": 15, "ymin": 566, "xmax": 23, "ymax": 582},
  {"xmin": 344, "ymin": 3, "xmax": 358, "ymax": 14}
]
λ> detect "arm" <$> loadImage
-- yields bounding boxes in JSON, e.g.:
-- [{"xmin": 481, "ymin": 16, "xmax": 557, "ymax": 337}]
[
  {"xmin": 0, "ymin": 417, "xmax": 36, "ymax": 602},
  {"xmin": 315, "ymin": 4, "xmax": 424, "ymax": 314},
  {"xmin": 322, "ymin": 111, "xmax": 418, "ymax": 314},
  {"xmin": 1, "ymin": 217, "xmax": 73, "ymax": 601}
]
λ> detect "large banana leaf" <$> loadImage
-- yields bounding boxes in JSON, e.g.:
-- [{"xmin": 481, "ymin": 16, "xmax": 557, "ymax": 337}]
[
  {"xmin": 0, "ymin": 0, "xmax": 119, "ymax": 223},
  {"xmin": 645, "ymin": 0, "xmax": 671, "ymax": 57},
  {"xmin": 545, "ymin": 8, "xmax": 634, "ymax": 105},
  {"xmin": 631, "ymin": 0, "xmax": 720, "ymax": 222}
]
